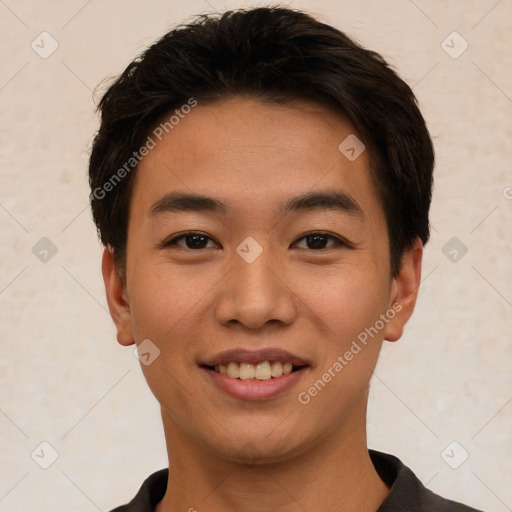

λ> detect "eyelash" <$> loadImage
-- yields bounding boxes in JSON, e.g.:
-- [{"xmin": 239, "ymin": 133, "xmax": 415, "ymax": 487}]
[{"xmin": 161, "ymin": 231, "xmax": 350, "ymax": 251}]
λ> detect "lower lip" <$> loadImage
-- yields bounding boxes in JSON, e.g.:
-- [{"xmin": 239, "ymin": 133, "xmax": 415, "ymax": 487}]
[{"xmin": 203, "ymin": 367, "xmax": 308, "ymax": 401}]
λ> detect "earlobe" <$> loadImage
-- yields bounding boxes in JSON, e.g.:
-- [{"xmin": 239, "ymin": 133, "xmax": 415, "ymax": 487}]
[
  {"xmin": 383, "ymin": 238, "xmax": 423, "ymax": 342},
  {"xmin": 102, "ymin": 247, "xmax": 135, "ymax": 346}
]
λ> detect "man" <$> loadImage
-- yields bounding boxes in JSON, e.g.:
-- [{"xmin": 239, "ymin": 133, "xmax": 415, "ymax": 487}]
[{"xmin": 89, "ymin": 6, "xmax": 482, "ymax": 511}]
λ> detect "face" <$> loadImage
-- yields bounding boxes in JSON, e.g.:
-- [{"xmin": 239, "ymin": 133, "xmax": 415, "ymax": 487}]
[{"xmin": 103, "ymin": 96, "xmax": 421, "ymax": 463}]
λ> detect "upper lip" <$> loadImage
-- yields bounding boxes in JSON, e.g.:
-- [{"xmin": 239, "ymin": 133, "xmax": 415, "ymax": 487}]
[{"xmin": 200, "ymin": 348, "xmax": 310, "ymax": 367}]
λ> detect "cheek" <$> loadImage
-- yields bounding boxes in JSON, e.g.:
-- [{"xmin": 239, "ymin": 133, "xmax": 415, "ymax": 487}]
[
  {"xmin": 125, "ymin": 263, "xmax": 211, "ymax": 409},
  {"xmin": 126, "ymin": 260, "xmax": 211, "ymax": 346},
  {"xmin": 293, "ymin": 263, "xmax": 390, "ymax": 347},
  {"xmin": 292, "ymin": 266, "xmax": 388, "ymax": 427}
]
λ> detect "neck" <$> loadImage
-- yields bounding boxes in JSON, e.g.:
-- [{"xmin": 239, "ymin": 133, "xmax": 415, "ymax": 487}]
[{"xmin": 155, "ymin": 405, "xmax": 389, "ymax": 512}]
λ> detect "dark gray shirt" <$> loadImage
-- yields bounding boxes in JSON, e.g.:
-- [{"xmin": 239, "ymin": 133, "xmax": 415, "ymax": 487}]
[{"xmin": 110, "ymin": 450, "xmax": 483, "ymax": 511}]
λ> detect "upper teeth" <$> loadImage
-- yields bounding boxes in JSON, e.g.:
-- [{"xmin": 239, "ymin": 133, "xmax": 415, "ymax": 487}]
[{"xmin": 214, "ymin": 361, "xmax": 294, "ymax": 380}]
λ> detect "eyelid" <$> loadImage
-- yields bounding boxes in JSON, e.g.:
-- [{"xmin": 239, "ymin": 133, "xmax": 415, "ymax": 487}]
[
  {"xmin": 160, "ymin": 230, "xmax": 352, "ymax": 251},
  {"xmin": 292, "ymin": 231, "xmax": 351, "ymax": 250},
  {"xmin": 160, "ymin": 231, "xmax": 221, "ymax": 249}
]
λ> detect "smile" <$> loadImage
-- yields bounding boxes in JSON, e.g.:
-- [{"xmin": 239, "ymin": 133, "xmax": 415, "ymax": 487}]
[
  {"xmin": 209, "ymin": 361, "xmax": 304, "ymax": 380},
  {"xmin": 200, "ymin": 348, "xmax": 310, "ymax": 400}
]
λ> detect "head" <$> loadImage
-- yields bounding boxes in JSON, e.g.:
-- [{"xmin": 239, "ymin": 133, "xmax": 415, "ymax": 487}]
[{"xmin": 90, "ymin": 7, "xmax": 433, "ymax": 462}]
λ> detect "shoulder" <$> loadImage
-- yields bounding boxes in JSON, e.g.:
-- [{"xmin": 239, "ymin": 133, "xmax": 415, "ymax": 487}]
[
  {"xmin": 108, "ymin": 469, "xmax": 168, "ymax": 512},
  {"xmin": 108, "ymin": 454, "xmax": 484, "ymax": 512},
  {"xmin": 370, "ymin": 450, "xmax": 484, "ymax": 512}
]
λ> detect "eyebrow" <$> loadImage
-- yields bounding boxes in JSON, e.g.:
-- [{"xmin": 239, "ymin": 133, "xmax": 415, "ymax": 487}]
[{"xmin": 149, "ymin": 189, "xmax": 363, "ymax": 217}]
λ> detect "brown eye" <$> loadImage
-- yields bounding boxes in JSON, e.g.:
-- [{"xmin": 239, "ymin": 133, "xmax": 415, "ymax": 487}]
[
  {"xmin": 164, "ymin": 232, "xmax": 219, "ymax": 250},
  {"xmin": 293, "ymin": 232, "xmax": 345, "ymax": 250}
]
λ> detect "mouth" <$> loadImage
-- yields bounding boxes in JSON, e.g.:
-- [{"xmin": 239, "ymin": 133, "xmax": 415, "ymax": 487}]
[
  {"xmin": 200, "ymin": 348, "xmax": 310, "ymax": 400},
  {"xmin": 202, "ymin": 361, "xmax": 307, "ymax": 381}
]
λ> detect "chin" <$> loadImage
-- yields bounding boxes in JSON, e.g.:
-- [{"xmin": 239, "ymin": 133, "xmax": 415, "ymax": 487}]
[
  {"xmin": 207, "ymin": 427, "xmax": 310, "ymax": 466},
  {"xmin": 220, "ymin": 442, "xmax": 292, "ymax": 465}
]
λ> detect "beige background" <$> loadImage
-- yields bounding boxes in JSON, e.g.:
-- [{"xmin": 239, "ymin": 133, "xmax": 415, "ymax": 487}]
[{"xmin": 1, "ymin": 0, "xmax": 511, "ymax": 510}]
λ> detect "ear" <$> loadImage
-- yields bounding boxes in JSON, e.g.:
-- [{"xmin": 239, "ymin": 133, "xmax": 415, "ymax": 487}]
[
  {"xmin": 383, "ymin": 238, "xmax": 423, "ymax": 342},
  {"xmin": 102, "ymin": 246, "xmax": 135, "ymax": 346}
]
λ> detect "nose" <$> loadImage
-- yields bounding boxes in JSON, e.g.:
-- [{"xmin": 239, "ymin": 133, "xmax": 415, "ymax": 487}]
[{"xmin": 214, "ymin": 244, "xmax": 298, "ymax": 330}]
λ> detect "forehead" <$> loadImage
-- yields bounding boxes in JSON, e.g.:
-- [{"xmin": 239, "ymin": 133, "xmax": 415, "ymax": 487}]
[{"xmin": 131, "ymin": 96, "xmax": 382, "ymax": 221}]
